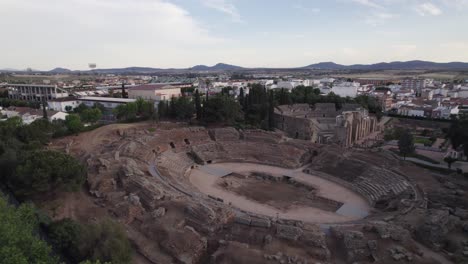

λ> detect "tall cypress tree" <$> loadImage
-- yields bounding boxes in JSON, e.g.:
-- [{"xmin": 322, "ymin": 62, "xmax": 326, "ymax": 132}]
[
  {"xmin": 268, "ymin": 90, "xmax": 275, "ymax": 130},
  {"xmin": 303, "ymin": 86, "xmax": 309, "ymax": 103},
  {"xmin": 239, "ymin": 88, "xmax": 245, "ymax": 109},
  {"xmin": 194, "ymin": 89, "xmax": 202, "ymax": 120}
]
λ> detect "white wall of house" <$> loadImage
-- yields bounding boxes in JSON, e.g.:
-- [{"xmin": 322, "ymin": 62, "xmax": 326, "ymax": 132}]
[
  {"xmin": 128, "ymin": 87, "xmax": 181, "ymax": 101},
  {"xmin": 331, "ymin": 83, "xmax": 359, "ymax": 98},
  {"xmin": 408, "ymin": 109, "xmax": 424, "ymax": 117},
  {"xmin": 48, "ymin": 100, "xmax": 79, "ymax": 112},
  {"xmin": 49, "ymin": 112, "xmax": 68, "ymax": 121}
]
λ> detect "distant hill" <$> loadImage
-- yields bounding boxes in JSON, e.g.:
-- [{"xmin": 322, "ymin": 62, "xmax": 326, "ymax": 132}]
[
  {"xmin": 0, "ymin": 68, "xmax": 20, "ymax": 72},
  {"xmin": 190, "ymin": 63, "xmax": 244, "ymax": 71},
  {"xmin": 90, "ymin": 67, "xmax": 163, "ymax": 74},
  {"xmin": 302, "ymin": 60, "xmax": 468, "ymax": 70},
  {"xmin": 4, "ymin": 60, "xmax": 468, "ymax": 74},
  {"xmin": 301, "ymin": 62, "xmax": 347, "ymax": 70},
  {"xmin": 49, "ymin": 67, "xmax": 72, "ymax": 73}
]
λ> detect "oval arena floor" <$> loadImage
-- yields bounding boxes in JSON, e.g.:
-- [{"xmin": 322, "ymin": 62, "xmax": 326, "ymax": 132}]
[{"xmin": 189, "ymin": 162, "xmax": 371, "ymax": 224}]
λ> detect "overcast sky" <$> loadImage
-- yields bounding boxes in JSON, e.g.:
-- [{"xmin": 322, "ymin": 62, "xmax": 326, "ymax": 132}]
[{"xmin": 1, "ymin": 0, "xmax": 467, "ymax": 70}]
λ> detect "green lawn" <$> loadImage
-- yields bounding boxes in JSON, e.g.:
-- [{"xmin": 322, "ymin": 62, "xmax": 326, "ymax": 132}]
[{"xmin": 414, "ymin": 137, "xmax": 433, "ymax": 146}]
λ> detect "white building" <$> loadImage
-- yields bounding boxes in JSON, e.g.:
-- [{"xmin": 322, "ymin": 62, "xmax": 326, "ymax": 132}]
[
  {"xmin": 277, "ymin": 81, "xmax": 300, "ymax": 90},
  {"xmin": 331, "ymin": 82, "xmax": 359, "ymax": 98},
  {"xmin": 401, "ymin": 78, "xmax": 427, "ymax": 92},
  {"xmin": 7, "ymin": 84, "xmax": 69, "ymax": 102},
  {"xmin": 458, "ymin": 89, "xmax": 468, "ymax": 98},
  {"xmin": 48, "ymin": 97, "xmax": 80, "ymax": 112},
  {"xmin": 388, "ymin": 84, "xmax": 402, "ymax": 93},
  {"xmin": 78, "ymin": 97, "xmax": 137, "ymax": 109},
  {"xmin": 1, "ymin": 107, "xmax": 68, "ymax": 124},
  {"xmin": 303, "ymin": 79, "xmax": 320, "ymax": 86},
  {"xmin": 128, "ymin": 84, "xmax": 181, "ymax": 101},
  {"xmin": 408, "ymin": 108, "xmax": 425, "ymax": 117},
  {"xmin": 320, "ymin": 78, "xmax": 335, "ymax": 84}
]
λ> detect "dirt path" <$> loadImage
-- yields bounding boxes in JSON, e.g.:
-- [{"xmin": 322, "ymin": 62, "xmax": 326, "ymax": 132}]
[
  {"xmin": 415, "ymin": 242, "xmax": 454, "ymax": 264},
  {"xmin": 189, "ymin": 163, "xmax": 371, "ymax": 224}
]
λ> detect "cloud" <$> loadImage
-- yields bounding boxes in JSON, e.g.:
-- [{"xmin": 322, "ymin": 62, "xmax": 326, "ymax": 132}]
[
  {"xmin": 440, "ymin": 0, "xmax": 468, "ymax": 9},
  {"xmin": 201, "ymin": 0, "xmax": 243, "ymax": 23},
  {"xmin": 350, "ymin": 0, "xmax": 382, "ymax": 9},
  {"xmin": 364, "ymin": 12, "xmax": 395, "ymax": 26},
  {"xmin": 415, "ymin": 2, "xmax": 442, "ymax": 16},
  {"xmin": 293, "ymin": 3, "xmax": 320, "ymax": 13},
  {"xmin": 0, "ymin": 0, "xmax": 224, "ymax": 69}
]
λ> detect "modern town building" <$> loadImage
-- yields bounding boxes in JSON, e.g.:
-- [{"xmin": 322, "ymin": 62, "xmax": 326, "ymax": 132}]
[
  {"xmin": 7, "ymin": 84, "xmax": 69, "ymax": 101},
  {"xmin": 128, "ymin": 84, "xmax": 181, "ymax": 101}
]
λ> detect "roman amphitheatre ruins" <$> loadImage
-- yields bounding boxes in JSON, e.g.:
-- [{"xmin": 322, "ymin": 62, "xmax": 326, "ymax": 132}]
[{"xmin": 48, "ymin": 117, "xmax": 468, "ymax": 263}]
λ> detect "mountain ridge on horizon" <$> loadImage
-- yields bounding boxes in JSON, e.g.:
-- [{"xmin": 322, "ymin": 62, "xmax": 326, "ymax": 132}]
[{"xmin": 3, "ymin": 60, "xmax": 468, "ymax": 73}]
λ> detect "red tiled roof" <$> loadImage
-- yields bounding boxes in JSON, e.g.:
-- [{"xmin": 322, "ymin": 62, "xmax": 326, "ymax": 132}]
[{"xmin": 6, "ymin": 106, "xmax": 58, "ymax": 116}]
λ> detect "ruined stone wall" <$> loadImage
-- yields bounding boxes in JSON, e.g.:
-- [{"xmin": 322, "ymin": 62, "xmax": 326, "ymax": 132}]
[
  {"xmin": 335, "ymin": 110, "xmax": 380, "ymax": 148},
  {"xmin": 208, "ymin": 127, "xmax": 240, "ymax": 141},
  {"xmin": 240, "ymin": 129, "xmax": 283, "ymax": 143},
  {"xmin": 274, "ymin": 113, "xmax": 315, "ymax": 140}
]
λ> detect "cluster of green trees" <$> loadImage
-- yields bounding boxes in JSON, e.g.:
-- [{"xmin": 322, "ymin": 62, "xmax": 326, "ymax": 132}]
[
  {"xmin": 0, "ymin": 116, "xmax": 132, "ymax": 263},
  {"xmin": 0, "ymin": 118, "xmax": 86, "ymax": 199},
  {"xmin": 62, "ymin": 103, "xmax": 104, "ymax": 134},
  {"xmin": 0, "ymin": 98, "xmax": 41, "ymax": 109},
  {"xmin": 240, "ymin": 84, "xmax": 275, "ymax": 130},
  {"xmin": 154, "ymin": 84, "xmax": 383, "ymax": 130},
  {"xmin": 448, "ymin": 114, "xmax": 468, "ymax": 161},
  {"xmin": 158, "ymin": 91, "xmax": 244, "ymax": 126},
  {"xmin": 397, "ymin": 129, "xmax": 415, "ymax": 160},
  {"xmin": 0, "ymin": 196, "xmax": 59, "ymax": 264},
  {"xmin": 0, "ymin": 195, "xmax": 128, "ymax": 264},
  {"xmin": 48, "ymin": 218, "xmax": 132, "ymax": 264},
  {"xmin": 158, "ymin": 96, "xmax": 195, "ymax": 121},
  {"xmin": 113, "ymin": 98, "xmax": 155, "ymax": 122}
]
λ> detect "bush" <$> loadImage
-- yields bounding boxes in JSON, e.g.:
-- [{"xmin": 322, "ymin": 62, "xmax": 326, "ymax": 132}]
[
  {"xmin": 49, "ymin": 218, "xmax": 82, "ymax": 262},
  {"xmin": 49, "ymin": 218, "xmax": 132, "ymax": 264},
  {"xmin": 0, "ymin": 195, "xmax": 58, "ymax": 264},
  {"xmin": 80, "ymin": 219, "xmax": 132, "ymax": 264},
  {"xmin": 11, "ymin": 150, "xmax": 86, "ymax": 197}
]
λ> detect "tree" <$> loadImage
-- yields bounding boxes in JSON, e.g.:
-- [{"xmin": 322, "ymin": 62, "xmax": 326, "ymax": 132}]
[
  {"xmin": 113, "ymin": 102, "xmax": 137, "ymax": 121},
  {"xmin": 65, "ymin": 105, "xmax": 73, "ymax": 112},
  {"xmin": 194, "ymin": 89, "xmax": 202, "ymax": 120},
  {"xmin": 173, "ymin": 96, "xmax": 195, "ymax": 120},
  {"xmin": 48, "ymin": 218, "xmax": 132, "ymax": 264},
  {"xmin": 135, "ymin": 98, "xmax": 154, "ymax": 119},
  {"xmin": 277, "ymin": 88, "xmax": 291, "ymax": 105},
  {"xmin": 268, "ymin": 90, "xmax": 275, "ymax": 130},
  {"xmin": 0, "ymin": 196, "xmax": 58, "ymax": 264},
  {"xmin": 444, "ymin": 156, "xmax": 457, "ymax": 169},
  {"xmin": 238, "ymin": 88, "xmax": 245, "ymax": 109},
  {"xmin": 158, "ymin": 101, "xmax": 168, "ymax": 119},
  {"xmin": 79, "ymin": 219, "xmax": 132, "ymax": 264},
  {"xmin": 74, "ymin": 103, "xmax": 89, "ymax": 114},
  {"xmin": 398, "ymin": 130, "xmax": 415, "ymax": 160},
  {"xmin": 463, "ymin": 143, "xmax": 468, "ymax": 161},
  {"xmin": 80, "ymin": 108, "xmax": 102, "ymax": 124},
  {"xmin": 16, "ymin": 118, "xmax": 55, "ymax": 145},
  {"xmin": 65, "ymin": 114, "xmax": 83, "ymax": 133},
  {"xmin": 203, "ymin": 95, "xmax": 243, "ymax": 124},
  {"xmin": 49, "ymin": 218, "xmax": 82, "ymax": 262},
  {"xmin": 12, "ymin": 150, "xmax": 86, "ymax": 197},
  {"xmin": 93, "ymin": 103, "xmax": 106, "ymax": 113},
  {"xmin": 448, "ymin": 114, "xmax": 468, "ymax": 160}
]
